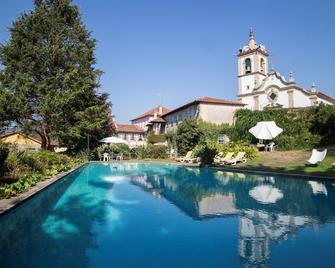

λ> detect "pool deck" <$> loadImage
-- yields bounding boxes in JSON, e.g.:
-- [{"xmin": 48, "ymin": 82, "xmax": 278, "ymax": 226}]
[{"xmin": 0, "ymin": 163, "xmax": 86, "ymax": 215}]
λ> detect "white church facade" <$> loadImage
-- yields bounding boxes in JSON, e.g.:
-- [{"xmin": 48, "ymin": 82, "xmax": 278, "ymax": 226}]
[{"xmin": 237, "ymin": 31, "xmax": 335, "ymax": 110}]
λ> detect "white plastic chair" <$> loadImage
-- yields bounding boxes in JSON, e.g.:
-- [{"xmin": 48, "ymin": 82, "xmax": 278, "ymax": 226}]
[
  {"xmin": 265, "ymin": 142, "xmax": 275, "ymax": 152},
  {"xmin": 307, "ymin": 149, "xmax": 327, "ymax": 165},
  {"xmin": 103, "ymin": 153, "xmax": 110, "ymax": 161}
]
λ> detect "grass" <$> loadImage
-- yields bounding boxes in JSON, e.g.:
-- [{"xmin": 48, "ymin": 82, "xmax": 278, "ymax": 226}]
[{"xmin": 228, "ymin": 146, "xmax": 335, "ymax": 178}]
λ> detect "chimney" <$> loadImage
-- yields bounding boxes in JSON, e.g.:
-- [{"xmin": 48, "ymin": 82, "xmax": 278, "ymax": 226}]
[{"xmin": 158, "ymin": 106, "xmax": 163, "ymax": 115}]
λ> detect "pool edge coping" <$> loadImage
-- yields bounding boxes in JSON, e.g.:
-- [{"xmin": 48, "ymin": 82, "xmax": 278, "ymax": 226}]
[
  {"xmin": 90, "ymin": 160, "xmax": 335, "ymax": 180},
  {"xmin": 0, "ymin": 162, "xmax": 87, "ymax": 216},
  {"xmin": 208, "ymin": 166, "xmax": 335, "ymax": 180}
]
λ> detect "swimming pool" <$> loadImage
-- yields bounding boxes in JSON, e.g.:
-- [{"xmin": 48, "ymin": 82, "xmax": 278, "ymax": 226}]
[{"xmin": 0, "ymin": 162, "xmax": 334, "ymax": 267}]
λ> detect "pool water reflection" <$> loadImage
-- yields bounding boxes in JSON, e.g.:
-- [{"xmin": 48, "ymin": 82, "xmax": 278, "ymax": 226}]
[{"xmin": 0, "ymin": 163, "xmax": 335, "ymax": 268}]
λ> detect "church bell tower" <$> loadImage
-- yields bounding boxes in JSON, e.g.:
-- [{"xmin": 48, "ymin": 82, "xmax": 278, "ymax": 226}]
[{"xmin": 237, "ymin": 30, "xmax": 269, "ymax": 95}]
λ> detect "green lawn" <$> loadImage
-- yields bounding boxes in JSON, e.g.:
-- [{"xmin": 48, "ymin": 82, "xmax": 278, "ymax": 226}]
[{"xmin": 230, "ymin": 147, "xmax": 335, "ymax": 178}]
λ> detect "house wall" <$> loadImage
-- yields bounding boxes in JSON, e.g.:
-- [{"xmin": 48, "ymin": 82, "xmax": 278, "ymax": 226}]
[
  {"xmin": 117, "ymin": 132, "xmax": 146, "ymax": 147},
  {"xmin": 164, "ymin": 104, "xmax": 198, "ymax": 132},
  {"xmin": 1, "ymin": 133, "xmax": 41, "ymax": 151},
  {"xmin": 131, "ymin": 116, "xmax": 153, "ymax": 130},
  {"xmin": 198, "ymin": 103, "xmax": 243, "ymax": 125}
]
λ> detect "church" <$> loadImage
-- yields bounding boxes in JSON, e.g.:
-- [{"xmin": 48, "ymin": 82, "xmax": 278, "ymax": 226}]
[{"xmin": 237, "ymin": 31, "xmax": 335, "ymax": 110}]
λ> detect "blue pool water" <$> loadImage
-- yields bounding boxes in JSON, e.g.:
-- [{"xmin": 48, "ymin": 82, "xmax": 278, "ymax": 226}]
[{"xmin": 0, "ymin": 163, "xmax": 335, "ymax": 268}]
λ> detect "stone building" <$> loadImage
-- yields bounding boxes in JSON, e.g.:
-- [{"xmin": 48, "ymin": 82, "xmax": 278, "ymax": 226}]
[
  {"xmin": 237, "ymin": 30, "xmax": 335, "ymax": 110},
  {"xmin": 162, "ymin": 97, "xmax": 245, "ymax": 132}
]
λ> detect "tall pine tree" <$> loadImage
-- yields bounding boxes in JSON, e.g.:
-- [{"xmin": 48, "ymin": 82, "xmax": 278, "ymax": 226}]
[{"xmin": 0, "ymin": 0, "xmax": 112, "ymax": 152}]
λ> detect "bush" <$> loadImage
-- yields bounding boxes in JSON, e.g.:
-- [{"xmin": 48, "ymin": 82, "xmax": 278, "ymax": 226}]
[
  {"xmin": 94, "ymin": 143, "xmax": 131, "ymax": 160},
  {"xmin": 0, "ymin": 155, "xmax": 84, "ymax": 199},
  {"xmin": 310, "ymin": 103, "xmax": 335, "ymax": 145},
  {"xmin": 193, "ymin": 141, "xmax": 259, "ymax": 165},
  {"xmin": 198, "ymin": 120, "xmax": 234, "ymax": 144},
  {"xmin": 0, "ymin": 142, "xmax": 9, "ymax": 175},
  {"xmin": 275, "ymin": 133, "xmax": 321, "ymax": 151},
  {"xmin": 233, "ymin": 105, "xmax": 334, "ymax": 150},
  {"xmin": 5, "ymin": 149, "xmax": 70, "ymax": 177},
  {"xmin": 145, "ymin": 145, "xmax": 168, "ymax": 159},
  {"xmin": 147, "ymin": 133, "xmax": 166, "ymax": 144},
  {"xmin": 176, "ymin": 119, "xmax": 203, "ymax": 155},
  {"xmin": 134, "ymin": 145, "xmax": 168, "ymax": 159}
]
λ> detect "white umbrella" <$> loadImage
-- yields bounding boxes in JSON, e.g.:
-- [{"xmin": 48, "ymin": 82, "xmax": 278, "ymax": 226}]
[
  {"xmin": 99, "ymin": 136, "xmax": 128, "ymax": 144},
  {"xmin": 249, "ymin": 121, "xmax": 283, "ymax": 140},
  {"xmin": 249, "ymin": 185, "xmax": 283, "ymax": 204}
]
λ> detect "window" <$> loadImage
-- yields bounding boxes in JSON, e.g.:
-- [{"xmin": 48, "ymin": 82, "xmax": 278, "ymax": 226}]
[
  {"xmin": 218, "ymin": 135, "xmax": 225, "ymax": 145},
  {"xmin": 130, "ymin": 134, "xmax": 135, "ymax": 140},
  {"xmin": 267, "ymin": 89, "xmax": 279, "ymax": 104},
  {"xmin": 218, "ymin": 135, "xmax": 229, "ymax": 145},
  {"xmin": 260, "ymin": 58, "xmax": 265, "ymax": 73},
  {"xmin": 244, "ymin": 58, "xmax": 251, "ymax": 74},
  {"xmin": 269, "ymin": 92, "xmax": 277, "ymax": 101}
]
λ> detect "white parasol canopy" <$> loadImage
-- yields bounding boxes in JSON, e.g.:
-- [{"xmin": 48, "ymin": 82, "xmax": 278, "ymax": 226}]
[
  {"xmin": 249, "ymin": 185, "xmax": 283, "ymax": 204},
  {"xmin": 249, "ymin": 121, "xmax": 283, "ymax": 140},
  {"xmin": 99, "ymin": 136, "xmax": 128, "ymax": 144}
]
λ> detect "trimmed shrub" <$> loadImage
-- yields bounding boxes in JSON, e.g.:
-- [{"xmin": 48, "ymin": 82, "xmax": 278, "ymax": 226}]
[
  {"xmin": 134, "ymin": 145, "xmax": 168, "ymax": 159},
  {"xmin": 147, "ymin": 133, "xmax": 166, "ymax": 144},
  {"xmin": 275, "ymin": 133, "xmax": 321, "ymax": 151}
]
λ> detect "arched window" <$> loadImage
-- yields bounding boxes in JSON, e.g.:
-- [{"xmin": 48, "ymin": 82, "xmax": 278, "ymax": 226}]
[
  {"xmin": 260, "ymin": 58, "xmax": 265, "ymax": 73},
  {"xmin": 244, "ymin": 58, "xmax": 251, "ymax": 74}
]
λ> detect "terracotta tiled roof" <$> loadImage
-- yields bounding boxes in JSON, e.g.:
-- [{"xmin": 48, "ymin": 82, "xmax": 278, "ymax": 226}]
[
  {"xmin": 197, "ymin": 97, "xmax": 246, "ymax": 105},
  {"xmin": 150, "ymin": 117, "xmax": 166, "ymax": 123},
  {"xmin": 116, "ymin": 124, "xmax": 145, "ymax": 133},
  {"xmin": 131, "ymin": 106, "xmax": 171, "ymax": 121},
  {"xmin": 162, "ymin": 97, "xmax": 245, "ymax": 117},
  {"xmin": 317, "ymin": 92, "xmax": 335, "ymax": 104}
]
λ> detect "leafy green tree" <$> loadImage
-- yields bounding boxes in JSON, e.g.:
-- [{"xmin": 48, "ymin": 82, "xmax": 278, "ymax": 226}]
[
  {"xmin": 310, "ymin": 103, "xmax": 335, "ymax": 145},
  {"xmin": 0, "ymin": 84, "xmax": 12, "ymax": 128},
  {"xmin": 0, "ymin": 0, "xmax": 111, "ymax": 152},
  {"xmin": 176, "ymin": 119, "xmax": 202, "ymax": 155}
]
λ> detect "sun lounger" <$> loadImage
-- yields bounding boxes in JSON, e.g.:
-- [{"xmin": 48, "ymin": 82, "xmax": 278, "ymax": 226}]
[
  {"xmin": 226, "ymin": 152, "xmax": 247, "ymax": 165},
  {"xmin": 183, "ymin": 157, "xmax": 201, "ymax": 164},
  {"xmin": 176, "ymin": 151, "xmax": 193, "ymax": 162},
  {"xmin": 213, "ymin": 152, "xmax": 225, "ymax": 165},
  {"xmin": 213, "ymin": 152, "xmax": 234, "ymax": 165},
  {"xmin": 307, "ymin": 149, "xmax": 327, "ymax": 165}
]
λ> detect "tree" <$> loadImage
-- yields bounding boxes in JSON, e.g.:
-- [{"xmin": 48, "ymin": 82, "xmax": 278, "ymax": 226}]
[
  {"xmin": 0, "ymin": 0, "xmax": 111, "ymax": 152},
  {"xmin": 0, "ymin": 83, "xmax": 12, "ymax": 128},
  {"xmin": 176, "ymin": 119, "xmax": 202, "ymax": 155}
]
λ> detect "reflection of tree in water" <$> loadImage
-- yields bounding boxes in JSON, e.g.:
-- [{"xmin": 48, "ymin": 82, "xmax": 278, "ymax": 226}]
[{"xmin": 0, "ymin": 164, "xmax": 115, "ymax": 268}]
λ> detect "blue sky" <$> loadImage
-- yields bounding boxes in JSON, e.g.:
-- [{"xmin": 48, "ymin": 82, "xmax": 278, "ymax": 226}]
[{"xmin": 1, "ymin": 0, "xmax": 334, "ymax": 123}]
